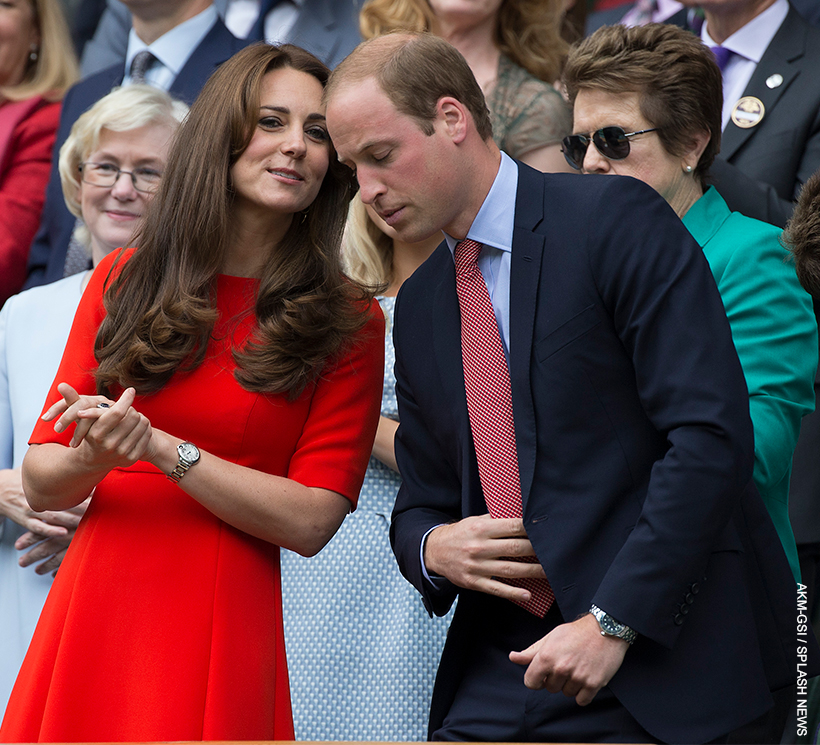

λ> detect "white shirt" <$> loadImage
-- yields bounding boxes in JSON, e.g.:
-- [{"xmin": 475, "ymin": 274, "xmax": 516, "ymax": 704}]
[
  {"xmin": 621, "ymin": 0, "xmax": 684, "ymax": 27},
  {"xmin": 702, "ymin": 0, "xmax": 789, "ymax": 130},
  {"xmin": 123, "ymin": 5, "xmax": 218, "ymax": 90},
  {"xmin": 224, "ymin": 0, "xmax": 303, "ymax": 43}
]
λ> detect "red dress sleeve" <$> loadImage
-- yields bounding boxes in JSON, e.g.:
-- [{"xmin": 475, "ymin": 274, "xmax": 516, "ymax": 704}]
[
  {"xmin": 0, "ymin": 101, "xmax": 61, "ymax": 304},
  {"xmin": 286, "ymin": 299, "xmax": 385, "ymax": 508},
  {"xmin": 29, "ymin": 249, "xmax": 130, "ymax": 447}
]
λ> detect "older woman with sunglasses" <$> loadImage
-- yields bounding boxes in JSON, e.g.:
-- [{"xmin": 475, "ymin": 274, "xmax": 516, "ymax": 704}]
[{"xmin": 563, "ymin": 23, "xmax": 816, "ymax": 586}]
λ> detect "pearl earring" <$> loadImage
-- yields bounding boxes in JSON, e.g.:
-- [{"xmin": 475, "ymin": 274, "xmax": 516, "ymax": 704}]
[
  {"xmin": 29, "ymin": 45, "xmax": 38, "ymax": 62},
  {"xmin": 684, "ymin": 165, "xmax": 693, "ymax": 173}
]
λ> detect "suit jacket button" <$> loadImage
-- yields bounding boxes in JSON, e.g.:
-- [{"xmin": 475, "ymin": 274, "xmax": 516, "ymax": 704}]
[
  {"xmin": 674, "ymin": 613, "xmax": 684, "ymax": 625},
  {"xmin": 685, "ymin": 593, "xmax": 694, "ymax": 604},
  {"xmin": 690, "ymin": 583, "xmax": 700, "ymax": 594},
  {"xmin": 678, "ymin": 604, "xmax": 689, "ymax": 615}
]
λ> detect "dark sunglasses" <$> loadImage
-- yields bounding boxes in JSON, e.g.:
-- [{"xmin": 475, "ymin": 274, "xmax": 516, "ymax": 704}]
[{"xmin": 561, "ymin": 126, "xmax": 660, "ymax": 171}]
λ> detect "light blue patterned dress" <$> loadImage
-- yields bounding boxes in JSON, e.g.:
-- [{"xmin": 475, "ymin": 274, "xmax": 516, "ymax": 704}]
[{"xmin": 280, "ymin": 296, "xmax": 453, "ymax": 741}]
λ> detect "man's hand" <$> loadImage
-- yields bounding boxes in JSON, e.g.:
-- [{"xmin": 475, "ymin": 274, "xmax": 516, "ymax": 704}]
[
  {"xmin": 424, "ymin": 514, "xmax": 546, "ymax": 604},
  {"xmin": 509, "ymin": 613, "xmax": 628, "ymax": 705}
]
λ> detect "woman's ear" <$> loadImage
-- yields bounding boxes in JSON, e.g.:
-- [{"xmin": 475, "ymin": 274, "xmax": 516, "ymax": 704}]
[{"xmin": 684, "ymin": 129, "xmax": 711, "ymax": 172}]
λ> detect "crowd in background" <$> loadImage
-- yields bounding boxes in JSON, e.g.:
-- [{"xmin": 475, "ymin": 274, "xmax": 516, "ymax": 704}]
[{"xmin": 0, "ymin": 0, "xmax": 819, "ymax": 742}]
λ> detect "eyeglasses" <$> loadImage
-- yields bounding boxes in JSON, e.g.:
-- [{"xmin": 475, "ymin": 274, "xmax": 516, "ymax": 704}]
[
  {"xmin": 561, "ymin": 127, "xmax": 660, "ymax": 171},
  {"xmin": 78, "ymin": 162, "xmax": 162, "ymax": 193}
]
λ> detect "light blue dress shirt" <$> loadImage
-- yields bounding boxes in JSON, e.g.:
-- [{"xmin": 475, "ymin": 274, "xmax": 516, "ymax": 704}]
[
  {"xmin": 443, "ymin": 151, "xmax": 518, "ymax": 356},
  {"xmin": 123, "ymin": 5, "xmax": 218, "ymax": 90},
  {"xmin": 421, "ymin": 152, "xmax": 519, "ymax": 582}
]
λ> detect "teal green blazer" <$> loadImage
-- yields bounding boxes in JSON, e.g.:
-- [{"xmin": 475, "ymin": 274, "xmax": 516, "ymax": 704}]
[{"xmin": 683, "ymin": 187, "xmax": 817, "ymax": 580}]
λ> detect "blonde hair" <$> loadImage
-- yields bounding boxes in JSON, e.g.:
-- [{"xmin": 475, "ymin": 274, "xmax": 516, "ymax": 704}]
[
  {"xmin": 360, "ymin": 0, "xmax": 568, "ymax": 83},
  {"xmin": 343, "ymin": 195, "xmax": 394, "ymax": 287},
  {"xmin": 59, "ymin": 85, "xmax": 188, "ymax": 248},
  {"xmin": 1, "ymin": 0, "xmax": 79, "ymax": 102}
]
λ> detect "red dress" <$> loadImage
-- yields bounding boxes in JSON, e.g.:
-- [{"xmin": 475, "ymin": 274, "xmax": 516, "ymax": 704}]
[{"xmin": 0, "ymin": 250, "xmax": 384, "ymax": 742}]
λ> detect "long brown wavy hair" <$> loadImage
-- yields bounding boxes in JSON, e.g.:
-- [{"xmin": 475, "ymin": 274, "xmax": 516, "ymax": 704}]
[
  {"xmin": 360, "ymin": 0, "xmax": 568, "ymax": 84},
  {"xmin": 94, "ymin": 44, "xmax": 364, "ymax": 399}
]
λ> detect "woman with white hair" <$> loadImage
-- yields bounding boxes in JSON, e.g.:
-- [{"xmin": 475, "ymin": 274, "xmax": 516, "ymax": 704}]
[{"xmin": 0, "ymin": 83, "xmax": 186, "ymax": 718}]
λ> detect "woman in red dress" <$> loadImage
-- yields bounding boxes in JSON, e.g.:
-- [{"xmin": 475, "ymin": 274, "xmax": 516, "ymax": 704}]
[{"xmin": 0, "ymin": 43, "xmax": 383, "ymax": 743}]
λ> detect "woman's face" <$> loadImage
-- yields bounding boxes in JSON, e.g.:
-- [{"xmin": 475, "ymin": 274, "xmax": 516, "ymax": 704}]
[
  {"xmin": 230, "ymin": 67, "xmax": 330, "ymax": 230},
  {"xmin": 0, "ymin": 0, "xmax": 38, "ymax": 88},
  {"xmin": 79, "ymin": 123, "xmax": 175, "ymax": 263},
  {"xmin": 571, "ymin": 89, "xmax": 704, "ymax": 216}
]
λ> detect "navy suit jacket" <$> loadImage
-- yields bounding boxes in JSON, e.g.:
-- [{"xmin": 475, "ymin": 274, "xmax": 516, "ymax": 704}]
[
  {"xmin": 390, "ymin": 164, "xmax": 814, "ymax": 743},
  {"xmin": 81, "ymin": 0, "xmax": 364, "ymax": 75},
  {"xmin": 249, "ymin": 0, "xmax": 364, "ymax": 69},
  {"xmin": 25, "ymin": 18, "xmax": 246, "ymax": 289},
  {"xmin": 707, "ymin": 5, "xmax": 820, "ymax": 227}
]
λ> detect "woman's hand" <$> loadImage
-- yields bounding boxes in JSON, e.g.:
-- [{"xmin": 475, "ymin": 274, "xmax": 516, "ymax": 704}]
[
  {"xmin": 0, "ymin": 468, "xmax": 73, "ymax": 537},
  {"xmin": 46, "ymin": 383, "xmax": 152, "ymax": 468},
  {"xmin": 15, "ymin": 498, "xmax": 90, "ymax": 576}
]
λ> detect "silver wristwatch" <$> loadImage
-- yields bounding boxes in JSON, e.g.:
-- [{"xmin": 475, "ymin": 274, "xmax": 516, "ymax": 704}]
[
  {"xmin": 167, "ymin": 441, "xmax": 201, "ymax": 483},
  {"xmin": 590, "ymin": 604, "xmax": 637, "ymax": 645}
]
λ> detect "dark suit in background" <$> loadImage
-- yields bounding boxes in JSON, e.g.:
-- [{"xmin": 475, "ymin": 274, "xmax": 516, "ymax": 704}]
[
  {"xmin": 24, "ymin": 17, "xmax": 246, "ymax": 289},
  {"xmin": 80, "ymin": 0, "xmax": 364, "ymax": 75},
  {"xmin": 391, "ymin": 165, "xmax": 813, "ymax": 744},
  {"xmin": 705, "ymin": 5, "xmax": 820, "ymax": 228}
]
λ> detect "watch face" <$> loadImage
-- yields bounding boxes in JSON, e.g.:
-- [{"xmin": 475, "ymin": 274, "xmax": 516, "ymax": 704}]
[
  {"xmin": 178, "ymin": 442, "xmax": 199, "ymax": 462},
  {"xmin": 600, "ymin": 616, "xmax": 624, "ymax": 635}
]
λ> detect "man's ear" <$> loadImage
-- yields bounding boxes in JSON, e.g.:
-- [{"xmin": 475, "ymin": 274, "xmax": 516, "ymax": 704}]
[{"xmin": 437, "ymin": 97, "xmax": 469, "ymax": 144}]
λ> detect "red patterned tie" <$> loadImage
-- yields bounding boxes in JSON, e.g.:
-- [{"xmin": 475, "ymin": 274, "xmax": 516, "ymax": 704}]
[{"xmin": 454, "ymin": 239, "xmax": 554, "ymax": 617}]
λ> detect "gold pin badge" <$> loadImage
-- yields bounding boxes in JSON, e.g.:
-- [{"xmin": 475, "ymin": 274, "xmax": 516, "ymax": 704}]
[
  {"xmin": 731, "ymin": 96, "xmax": 765, "ymax": 128},
  {"xmin": 766, "ymin": 73, "xmax": 783, "ymax": 89}
]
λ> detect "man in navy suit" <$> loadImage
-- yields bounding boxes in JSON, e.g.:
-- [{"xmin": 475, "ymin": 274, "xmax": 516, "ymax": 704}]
[
  {"xmin": 25, "ymin": 0, "xmax": 247, "ymax": 288},
  {"xmin": 80, "ymin": 0, "xmax": 364, "ymax": 75},
  {"xmin": 679, "ymin": 0, "xmax": 820, "ymax": 228},
  {"xmin": 326, "ymin": 33, "xmax": 812, "ymax": 743}
]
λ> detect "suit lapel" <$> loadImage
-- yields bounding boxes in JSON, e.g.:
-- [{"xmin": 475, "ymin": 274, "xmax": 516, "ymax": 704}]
[
  {"xmin": 171, "ymin": 19, "xmax": 243, "ymax": 105},
  {"xmin": 289, "ymin": 0, "xmax": 337, "ymax": 66},
  {"xmin": 509, "ymin": 165, "xmax": 546, "ymax": 509},
  {"xmin": 721, "ymin": 8, "xmax": 806, "ymax": 161},
  {"xmin": 430, "ymin": 245, "xmax": 468, "ymax": 413}
]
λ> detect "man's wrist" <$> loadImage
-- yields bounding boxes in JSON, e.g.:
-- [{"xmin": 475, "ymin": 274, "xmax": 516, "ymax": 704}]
[
  {"xmin": 589, "ymin": 604, "xmax": 638, "ymax": 645},
  {"xmin": 421, "ymin": 524, "xmax": 446, "ymax": 584}
]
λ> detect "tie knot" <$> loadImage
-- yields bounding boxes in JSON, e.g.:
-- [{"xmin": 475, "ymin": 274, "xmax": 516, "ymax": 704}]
[
  {"xmin": 454, "ymin": 239, "xmax": 483, "ymax": 275},
  {"xmin": 709, "ymin": 45, "xmax": 734, "ymax": 72},
  {"xmin": 130, "ymin": 50, "xmax": 157, "ymax": 84}
]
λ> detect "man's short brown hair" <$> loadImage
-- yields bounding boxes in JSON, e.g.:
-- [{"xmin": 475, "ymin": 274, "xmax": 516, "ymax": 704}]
[
  {"xmin": 563, "ymin": 23, "xmax": 723, "ymax": 187},
  {"xmin": 327, "ymin": 32, "xmax": 493, "ymax": 141}
]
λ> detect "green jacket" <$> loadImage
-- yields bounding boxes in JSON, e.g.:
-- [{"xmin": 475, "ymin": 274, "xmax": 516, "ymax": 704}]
[{"xmin": 683, "ymin": 187, "xmax": 817, "ymax": 581}]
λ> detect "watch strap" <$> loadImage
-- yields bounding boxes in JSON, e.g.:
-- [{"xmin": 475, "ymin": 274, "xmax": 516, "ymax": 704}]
[{"xmin": 590, "ymin": 604, "xmax": 638, "ymax": 645}]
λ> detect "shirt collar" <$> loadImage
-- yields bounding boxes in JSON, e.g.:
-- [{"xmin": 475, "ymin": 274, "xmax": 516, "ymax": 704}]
[
  {"xmin": 125, "ymin": 5, "xmax": 218, "ymax": 80},
  {"xmin": 655, "ymin": 0, "xmax": 684, "ymax": 21},
  {"xmin": 702, "ymin": 0, "xmax": 788, "ymax": 63},
  {"xmin": 444, "ymin": 151, "xmax": 519, "ymax": 256}
]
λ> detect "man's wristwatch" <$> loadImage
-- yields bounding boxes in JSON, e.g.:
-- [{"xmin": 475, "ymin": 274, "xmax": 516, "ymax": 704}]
[
  {"xmin": 167, "ymin": 441, "xmax": 201, "ymax": 483},
  {"xmin": 590, "ymin": 604, "xmax": 637, "ymax": 645}
]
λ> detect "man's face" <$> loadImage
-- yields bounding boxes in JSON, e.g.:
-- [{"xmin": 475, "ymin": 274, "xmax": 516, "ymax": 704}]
[{"xmin": 326, "ymin": 77, "xmax": 465, "ymax": 243}]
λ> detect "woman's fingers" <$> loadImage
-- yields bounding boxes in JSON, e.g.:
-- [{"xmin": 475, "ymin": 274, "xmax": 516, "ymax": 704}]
[
  {"xmin": 41, "ymin": 382, "xmax": 81, "ymax": 423},
  {"xmin": 71, "ymin": 388, "xmax": 150, "ymax": 466},
  {"xmin": 51, "ymin": 383, "xmax": 115, "ymax": 434}
]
